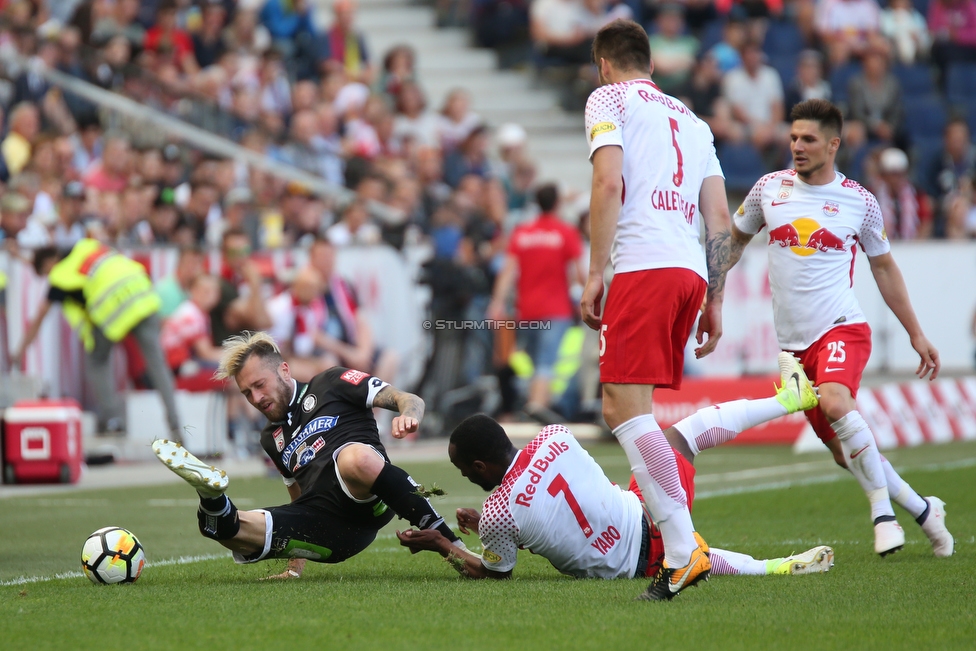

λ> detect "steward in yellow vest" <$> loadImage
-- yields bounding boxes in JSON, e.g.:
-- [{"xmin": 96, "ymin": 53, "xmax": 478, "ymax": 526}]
[{"xmin": 13, "ymin": 240, "xmax": 181, "ymax": 434}]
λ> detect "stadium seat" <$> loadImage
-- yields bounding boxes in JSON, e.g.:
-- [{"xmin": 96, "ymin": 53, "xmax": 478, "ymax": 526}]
[
  {"xmin": 718, "ymin": 142, "xmax": 767, "ymax": 192},
  {"xmin": 945, "ymin": 62, "xmax": 976, "ymax": 108},
  {"xmin": 829, "ymin": 62, "xmax": 862, "ymax": 106},
  {"xmin": 903, "ymin": 95, "xmax": 948, "ymax": 142},
  {"xmin": 770, "ymin": 53, "xmax": 799, "ymax": 87},
  {"xmin": 763, "ymin": 20, "xmax": 804, "ymax": 57},
  {"xmin": 893, "ymin": 64, "xmax": 936, "ymax": 97},
  {"xmin": 911, "ymin": 136, "xmax": 944, "ymax": 196}
]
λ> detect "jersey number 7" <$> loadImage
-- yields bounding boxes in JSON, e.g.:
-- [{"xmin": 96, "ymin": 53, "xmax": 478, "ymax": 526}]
[{"xmin": 547, "ymin": 473, "xmax": 594, "ymax": 538}]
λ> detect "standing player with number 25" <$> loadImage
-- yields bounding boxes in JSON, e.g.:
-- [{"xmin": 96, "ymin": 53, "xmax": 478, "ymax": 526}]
[
  {"xmin": 580, "ymin": 19, "xmax": 739, "ymax": 600},
  {"xmin": 732, "ymin": 99, "xmax": 953, "ymax": 559}
]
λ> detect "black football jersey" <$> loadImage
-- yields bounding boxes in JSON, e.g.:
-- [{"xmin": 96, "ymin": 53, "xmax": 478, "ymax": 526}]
[{"xmin": 260, "ymin": 367, "xmax": 391, "ymax": 525}]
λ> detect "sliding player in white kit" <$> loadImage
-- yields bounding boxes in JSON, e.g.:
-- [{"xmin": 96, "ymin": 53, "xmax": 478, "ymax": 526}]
[
  {"xmin": 397, "ymin": 397, "xmax": 833, "ymax": 581},
  {"xmin": 726, "ymin": 99, "xmax": 953, "ymax": 558},
  {"xmin": 579, "ymin": 19, "xmax": 740, "ymax": 601}
]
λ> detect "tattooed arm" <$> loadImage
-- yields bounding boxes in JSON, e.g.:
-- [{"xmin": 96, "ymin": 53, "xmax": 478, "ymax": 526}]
[
  {"xmin": 696, "ymin": 175, "xmax": 734, "ymax": 359},
  {"xmin": 372, "ymin": 385, "xmax": 426, "ymax": 438}
]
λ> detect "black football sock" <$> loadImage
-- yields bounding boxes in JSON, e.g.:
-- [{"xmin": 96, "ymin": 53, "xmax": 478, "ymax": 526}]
[
  {"xmin": 370, "ymin": 463, "xmax": 460, "ymax": 543},
  {"xmin": 197, "ymin": 495, "xmax": 240, "ymax": 540}
]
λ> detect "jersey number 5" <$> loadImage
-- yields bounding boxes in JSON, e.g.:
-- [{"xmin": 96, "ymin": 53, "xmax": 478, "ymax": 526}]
[
  {"xmin": 669, "ymin": 117, "xmax": 684, "ymax": 188},
  {"xmin": 547, "ymin": 474, "xmax": 594, "ymax": 538}
]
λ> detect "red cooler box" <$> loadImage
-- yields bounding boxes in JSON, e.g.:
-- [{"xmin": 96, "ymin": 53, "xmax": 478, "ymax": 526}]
[{"xmin": 3, "ymin": 400, "xmax": 83, "ymax": 484}]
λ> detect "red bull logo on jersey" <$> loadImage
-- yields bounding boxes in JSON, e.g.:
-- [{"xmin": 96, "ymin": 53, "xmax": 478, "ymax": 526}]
[
  {"xmin": 823, "ymin": 201, "xmax": 840, "ymax": 216},
  {"xmin": 514, "ymin": 440, "xmax": 571, "ymax": 508},
  {"xmin": 768, "ymin": 218, "xmax": 849, "ymax": 256}
]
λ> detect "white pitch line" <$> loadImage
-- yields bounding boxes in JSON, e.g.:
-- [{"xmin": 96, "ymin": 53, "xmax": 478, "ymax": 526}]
[{"xmin": 0, "ymin": 552, "xmax": 231, "ymax": 587}]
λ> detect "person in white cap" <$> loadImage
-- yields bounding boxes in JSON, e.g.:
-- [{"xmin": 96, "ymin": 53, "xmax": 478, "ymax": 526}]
[{"xmin": 873, "ymin": 147, "xmax": 933, "ymax": 240}]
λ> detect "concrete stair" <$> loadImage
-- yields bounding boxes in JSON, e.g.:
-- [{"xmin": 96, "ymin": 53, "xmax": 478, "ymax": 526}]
[{"xmin": 312, "ymin": 0, "xmax": 592, "ymax": 192}]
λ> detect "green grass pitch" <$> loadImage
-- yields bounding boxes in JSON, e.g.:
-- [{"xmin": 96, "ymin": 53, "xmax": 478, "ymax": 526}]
[{"xmin": 2, "ymin": 441, "xmax": 974, "ymax": 651}]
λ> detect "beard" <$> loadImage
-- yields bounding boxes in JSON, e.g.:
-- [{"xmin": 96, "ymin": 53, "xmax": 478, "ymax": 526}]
[{"xmin": 262, "ymin": 375, "xmax": 294, "ymax": 422}]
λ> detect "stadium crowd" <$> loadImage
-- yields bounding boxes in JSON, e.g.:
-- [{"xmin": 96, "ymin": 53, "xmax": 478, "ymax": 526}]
[{"xmin": 0, "ymin": 0, "xmax": 973, "ymax": 437}]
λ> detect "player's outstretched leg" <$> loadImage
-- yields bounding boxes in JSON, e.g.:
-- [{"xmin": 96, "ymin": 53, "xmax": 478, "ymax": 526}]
[
  {"xmin": 667, "ymin": 352, "xmax": 818, "ymax": 460},
  {"xmin": 153, "ymin": 439, "xmax": 241, "ymax": 541},
  {"xmin": 880, "ymin": 456, "xmax": 954, "ymax": 557},
  {"xmin": 708, "ymin": 546, "xmax": 835, "ymax": 576}
]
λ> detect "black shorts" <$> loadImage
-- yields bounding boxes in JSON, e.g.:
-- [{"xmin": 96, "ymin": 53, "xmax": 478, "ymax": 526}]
[{"xmin": 234, "ymin": 499, "xmax": 396, "ymax": 565}]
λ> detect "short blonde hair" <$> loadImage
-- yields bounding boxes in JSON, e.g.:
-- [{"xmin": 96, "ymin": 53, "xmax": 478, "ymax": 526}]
[{"xmin": 215, "ymin": 331, "xmax": 283, "ymax": 380}]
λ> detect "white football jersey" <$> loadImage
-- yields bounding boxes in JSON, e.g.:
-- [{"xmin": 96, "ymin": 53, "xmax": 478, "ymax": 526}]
[
  {"xmin": 735, "ymin": 169, "xmax": 891, "ymax": 350},
  {"xmin": 478, "ymin": 425, "xmax": 644, "ymax": 579},
  {"xmin": 584, "ymin": 80, "xmax": 724, "ymax": 279}
]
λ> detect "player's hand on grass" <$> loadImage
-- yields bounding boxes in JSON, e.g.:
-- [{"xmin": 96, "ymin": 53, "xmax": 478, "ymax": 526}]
[
  {"xmin": 694, "ymin": 299, "xmax": 723, "ymax": 359},
  {"xmin": 392, "ymin": 415, "xmax": 419, "ymax": 439},
  {"xmin": 260, "ymin": 558, "xmax": 305, "ymax": 580},
  {"xmin": 911, "ymin": 334, "xmax": 940, "ymax": 380},
  {"xmin": 456, "ymin": 508, "xmax": 481, "ymax": 535},
  {"xmin": 580, "ymin": 276, "xmax": 605, "ymax": 330},
  {"xmin": 396, "ymin": 528, "xmax": 446, "ymax": 553}
]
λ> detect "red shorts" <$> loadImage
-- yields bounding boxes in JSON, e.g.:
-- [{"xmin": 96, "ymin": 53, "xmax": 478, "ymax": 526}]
[
  {"xmin": 787, "ymin": 323, "xmax": 872, "ymax": 443},
  {"xmin": 600, "ymin": 268, "xmax": 706, "ymax": 388},
  {"xmin": 627, "ymin": 450, "xmax": 696, "ymax": 578}
]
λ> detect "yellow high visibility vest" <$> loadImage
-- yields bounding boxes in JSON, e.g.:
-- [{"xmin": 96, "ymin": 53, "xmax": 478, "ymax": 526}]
[{"xmin": 48, "ymin": 239, "xmax": 160, "ymax": 350}]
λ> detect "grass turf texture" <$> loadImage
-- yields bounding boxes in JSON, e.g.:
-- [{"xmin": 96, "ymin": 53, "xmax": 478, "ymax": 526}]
[{"xmin": 2, "ymin": 441, "xmax": 975, "ymax": 651}]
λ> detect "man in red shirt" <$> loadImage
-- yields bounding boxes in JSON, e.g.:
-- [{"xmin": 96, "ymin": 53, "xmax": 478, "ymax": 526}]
[
  {"xmin": 144, "ymin": 0, "xmax": 199, "ymax": 75},
  {"xmin": 488, "ymin": 183, "xmax": 585, "ymax": 422}
]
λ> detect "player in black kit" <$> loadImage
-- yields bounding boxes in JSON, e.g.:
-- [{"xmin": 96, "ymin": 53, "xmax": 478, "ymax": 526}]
[{"xmin": 153, "ymin": 331, "xmax": 463, "ymax": 579}]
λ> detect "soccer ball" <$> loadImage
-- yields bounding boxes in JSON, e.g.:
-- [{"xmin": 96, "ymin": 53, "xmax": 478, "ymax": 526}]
[{"xmin": 81, "ymin": 527, "xmax": 146, "ymax": 585}]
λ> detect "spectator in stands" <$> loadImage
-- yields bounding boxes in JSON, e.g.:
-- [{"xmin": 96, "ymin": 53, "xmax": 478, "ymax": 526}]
[
  {"xmin": 319, "ymin": 0, "xmax": 373, "ymax": 84},
  {"xmin": 944, "ymin": 170, "xmax": 976, "ymax": 238},
  {"xmin": 846, "ymin": 43, "xmax": 906, "ymax": 151},
  {"xmin": 192, "ymin": 0, "xmax": 227, "ymax": 68},
  {"xmin": 161, "ymin": 272, "xmax": 224, "ymax": 377},
  {"xmin": 377, "ymin": 45, "xmax": 416, "ymax": 103},
  {"xmin": 648, "ymin": 5, "xmax": 699, "ymax": 96},
  {"xmin": 156, "ymin": 245, "xmax": 205, "ymax": 318},
  {"xmin": 327, "ymin": 199, "xmax": 381, "ymax": 246},
  {"xmin": 392, "ymin": 81, "xmax": 439, "ymax": 151},
  {"xmin": 210, "ymin": 227, "xmax": 272, "ymax": 346},
  {"xmin": 2, "ymin": 103, "xmax": 39, "ymax": 177},
  {"xmin": 277, "ymin": 109, "xmax": 344, "ymax": 187},
  {"xmin": 708, "ymin": 11, "xmax": 747, "ymax": 74},
  {"xmin": 82, "ymin": 131, "xmax": 131, "ymax": 193},
  {"xmin": 817, "ymin": 0, "xmax": 883, "ymax": 66},
  {"xmin": 222, "ymin": 5, "xmax": 271, "ymax": 62},
  {"xmin": 267, "ymin": 265, "xmax": 330, "ymax": 381},
  {"xmin": 871, "ymin": 147, "xmax": 934, "ymax": 239},
  {"xmin": 90, "ymin": 0, "xmax": 145, "ymax": 48},
  {"xmin": 881, "ymin": 0, "xmax": 931, "ymax": 65},
  {"xmin": 437, "ymin": 88, "xmax": 481, "ymax": 153},
  {"xmin": 206, "ymin": 187, "xmax": 259, "ymax": 251},
  {"xmin": 53, "ymin": 180, "xmax": 88, "ymax": 250},
  {"xmin": 444, "ymin": 124, "xmax": 490, "ymax": 188},
  {"xmin": 70, "ymin": 114, "xmax": 103, "ymax": 175},
  {"xmin": 144, "ymin": 185, "xmax": 180, "ymax": 243},
  {"xmin": 579, "ymin": 0, "xmax": 632, "ymax": 34},
  {"xmin": 417, "ymin": 146, "xmax": 452, "ymax": 222},
  {"xmin": 530, "ymin": 0, "xmax": 590, "ymax": 66},
  {"xmin": 721, "ymin": 40, "xmax": 787, "ymax": 160},
  {"xmin": 308, "ymin": 236, "xmax": 398, "ymax": 379},
  {"xmin": 11, "ymin": 35, "xmax": 56, "ymax": 107},
  {"xmin": 0, "ymin": 192, "xmax": 30, "ymax": 248},
  {"xmin": 144, "ymin": 0, "xmax": 198, "ymax": 75},
  {"xmin": 928, "ymin": 0, "xmax": 976, "ymax": 83},
  {"xmin": 784, "ymin": 50, "xmax": 831, "ymax": 115},
  {"xmin": 488, "ymin": 183, "xmax": 584, "ymax": 424},
  {"xmin": 930, "ymin": 117, "xmax": 976, "ymax": 198}
]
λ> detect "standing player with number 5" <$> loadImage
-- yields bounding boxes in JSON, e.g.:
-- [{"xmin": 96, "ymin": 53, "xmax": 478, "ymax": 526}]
[
  {"xmin": 580, "ymin": 20, "xmax": 738, "ymax": 600},
  {"xmin": 732, "ymin": 99, "xmax": 953, "ymax": 558}
]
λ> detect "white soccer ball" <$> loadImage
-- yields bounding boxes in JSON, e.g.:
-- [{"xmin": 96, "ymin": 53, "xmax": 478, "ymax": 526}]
[{"xmin": 81, "ymin": 527, "xmax": 146, "ymax": 585}]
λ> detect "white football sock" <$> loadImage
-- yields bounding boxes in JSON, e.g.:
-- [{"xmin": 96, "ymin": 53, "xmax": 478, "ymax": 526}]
[
  {"xmin": 614, "ymin": 414, "xmax": 697, "ymax": 567},
  {"xmin": 832, "ymin": 411, "xmax": 895, "ymax": 522},
  {"xmin": 879, "ymin": 455, "xmax": 927, "ymax": 520},
  {"xmin": 672, "ymin": 397, "xmax": 789, "ymax": 457},
  {"xmin": 708, "ymin": 548, "xmax": 766, "ymax": 576}
]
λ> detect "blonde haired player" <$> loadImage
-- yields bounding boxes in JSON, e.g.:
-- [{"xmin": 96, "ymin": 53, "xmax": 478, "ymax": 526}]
[{"xmin": 727, "ymin": 99, "xmax": 952, "ymax": 558}]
